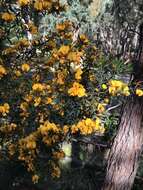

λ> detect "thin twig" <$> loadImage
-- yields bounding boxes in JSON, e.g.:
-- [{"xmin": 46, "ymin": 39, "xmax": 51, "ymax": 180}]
[{"xmin": 106, "ymin": 103, "xmax": 121, "ymax": 111}]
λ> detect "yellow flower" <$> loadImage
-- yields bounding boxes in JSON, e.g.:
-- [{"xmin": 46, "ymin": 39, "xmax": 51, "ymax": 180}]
[
  {"xmin": 21, "ymin": 63, "xmax": 30, "ymax": 72},
  {"xmin": 38, "ymin": 121, "xmax": 59, "ymax": 136},
  {"xmin": 32, "ymin": 83, "xmax": 45, "ymax": 91},
  {"xmin": 109, "ymin": 80, "xmax": 123, "ymax": 90},
  {"xmin": 67, "ymin": 51, "xmax": 83, "ymax": 64},
  {"xmin": 136, "ymin": 88, "xmax": 143, "ymax": 96},
  {"xmin": 2, "ymin": 12, "xmax": 15, "ymax": 22},
  {"xmin": 3, "ymin": 103, "xmax": 10, "ymax": 113},
  {"xmin": 122, "ymin": 86, "xmax": 130, "ymax": 96},
  {"xmin": 34, "ymin": 0, "xmax": 43, "ymax": 10},
  {"xmin": 18, "ymin": 0, "xmax": 30, "ymax": 6},
  {"xmin": 89, "ymin": 73, "xmax": 96, "ymax": 81},
  {"xmin": 71, "ymin": 117, "xmax": 104, "ymax": 135},
  {"xmin": 52, "ymin": 165, "xmax": 61, "ymax": 178},
  {"xmin": 75, "ymin": 68, "xmax": 83, "ymax": 80},
  {"xmin": 53, "ymin": 150, "xmax": 65, "ymax": 159},
  {"xmin": 32, "ymin": 174, "xmax": 39, "ymax": 184},
  {"xmin": 68, "ymin": 82, "xmax": 86, "ymax": 97},
  {"xmin": 95, "ymin": 88, "xmax": 99, "ymax": 92},
  {"xmin": 15, "ymin": 70, "xmax": 22, "ymax": 77},
  {"xmin": 28, "ymin": 23, "xmax": 38, "ymax": 34},
  {"xmin": 101, "ymin": 84, "xmax": 107, "ymax": 90},
  {"xmin": 34, "ymin": 97, "xmax": 41, "ymax": 107},
  {"xmin": 104, "ymin": 98, "xmax": 109, "ymax": 104},
  {"xmin": 24, "ymin": 94, "xmax": 33, "ymax": 102},
  {"xmin": 0, "ymin": 103, "xmax": 10, "ymax": 116},
  {"xmin": 56, "ymin": 23, "xmax": 66, "ymax": 31},
  {"xmin": 79, "ymin": 34, "xmax": 88, "ymax": 43},
  {"xmin": 0, "ymin": 123, "xmax": 17, "ymax": 133},
  {"xmin": 108, "ymin": 86, "xmax": 116, "ymax": 96},
  {"xmin": 20, "ymin": 102, "xmax": 28, "ymax": 112},
  {"xmin": 57, "ymin": 72, "xmax": 65, "ymax": 84},
  {"xmin": 58, "ymin": 45, "xmax": 70, "ymax": 56},
  {"xmin": 0, "ymin": 65, "xmax": 7, "ymax": 78},
  {"xmin": 63, "ymin": 125, "xmax": 69, "ymax": 134},
  {"xmin": 26, "ymin": 141, "xmax": 36, "ymax": 149},
  {"xmin": 42, "ymin": 1, "xmax": 52, "ymax": 9},
  {"xmin": 45, "ymin": 97, "xmax": 52, "ymax": 104},
  {"xmin": 97, "ymin": 103, "xmax": 105, "ymax": 113},
  {"xmin": 108, "ymin": 80, "xmax": 130, "ymax": 96}
]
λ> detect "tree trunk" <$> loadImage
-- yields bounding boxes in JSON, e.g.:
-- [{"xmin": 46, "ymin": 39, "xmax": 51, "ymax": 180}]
[{"xmin": 102, "ymin": 97, "xmax": 143, "ymax": 190}]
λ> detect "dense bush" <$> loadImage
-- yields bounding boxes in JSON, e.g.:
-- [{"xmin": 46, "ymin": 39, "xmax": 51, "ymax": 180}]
[{"xmin": 0, "ymin": 0, "xmax": 141, "ymax": 187}]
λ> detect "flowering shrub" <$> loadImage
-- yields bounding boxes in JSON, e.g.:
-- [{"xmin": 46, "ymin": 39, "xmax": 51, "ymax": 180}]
[{"xmin": 0, "ymin": 0, "xmax": 142, "ymax": 184}]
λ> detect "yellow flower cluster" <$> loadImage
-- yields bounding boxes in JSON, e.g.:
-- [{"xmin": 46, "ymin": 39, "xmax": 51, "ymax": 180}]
[
  {"xmin": 0, "ymin": 65, "xmax": 7, "ymax": 78},
  {"xmin": 75, "ymin": 68, "xmax": 83, "ymax": 80},
  {"xmin": 2, "ymin": 12, "xmax": 15, "ymax": 22},
  {"xmin": 17, "ymin": 119, "xmax": 64, "ymax": 181},
  {"xmin": 32, "ymin": 83, "xmax": 45, "ymax": 91},
  {"xmin": 0, "ymin": 123, "xmax": 17, "ymax": 133},
  {"xmin": 136, "ymin": 88, "xmax": 143, "ymax": 96},
  {"xmin": 18, "ymin": 132, "xmax": 38, "ymax": 175},
  {"xmin": 22, "ymin": 133, "xmax": 37, "ymax": 150},
  {"xmin": 56, "ymin": 23, "xmax": 66, "ymax": 31},
  {"xmin": 34, "ymin": 0, "xmax": 52, "ymax": 11},
  {"xmin": 71, "ymin": 118, "xmax": 105, "ymax": 135},
  {"xmin": 52, "ymin": 150, "xmax": 65, "ymax": 159},
  {"xmin": 51, "ymin": 163, "xmax": 61, "ymax": 178},
  {"xmin": 51, "ymin": 40, "xmax": 83, "ymax": 65},
  {"xmin": 32, "ymin": 174, "xmax": 39, "ymax": 184},
  {"xmin": 56, "ymin": 21, "xmax": 72, "ymax": 32},
  {"xmin": 56, "ymin": 71, "xmax": 66, "ymax": 85},
  {"xmin": 67, "ymin": 51, "xmax": 83, "ymax": 64},
  {"xmin": 68, "ymin": 82, "xmax": 86, "ymax": 97},
  {"xmin": 0, "ymin": 103, "xmax": 10, "ymax": 116},
  {"xmin": 18, "ymin": 0, "xmax": 30, "ymax": 6},
  {"xmin": 38, "ymin": 121, "xmax": 60, "ymax": 136},
  {"xmin": 58, "ymin": 45, "xmax": 70, "ymax": 56},
  {"xmin": 34, "ymin": 97, "xmax": 41, "ymax": 107},
  {"xmin": 108, "ymin": 80, "xmax": 130, "ymax": 96},
  {"xmin": 38, "ymin": 121, "xmax": 61, "ymax": 146},
  {"xmin": 21, "ymin": 63, "xmax": 30, "ymax": 72}
]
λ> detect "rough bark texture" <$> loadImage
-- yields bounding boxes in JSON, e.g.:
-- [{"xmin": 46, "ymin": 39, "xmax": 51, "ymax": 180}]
[{"xmin": 102, "ymin": 97, "xmax": 143, "ymax": 190}]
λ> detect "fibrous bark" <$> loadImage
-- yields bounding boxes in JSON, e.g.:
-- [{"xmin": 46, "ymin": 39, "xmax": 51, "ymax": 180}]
[{"xmin": 102, "ymin": 97, "xmax": 143, "ymax": 190}]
